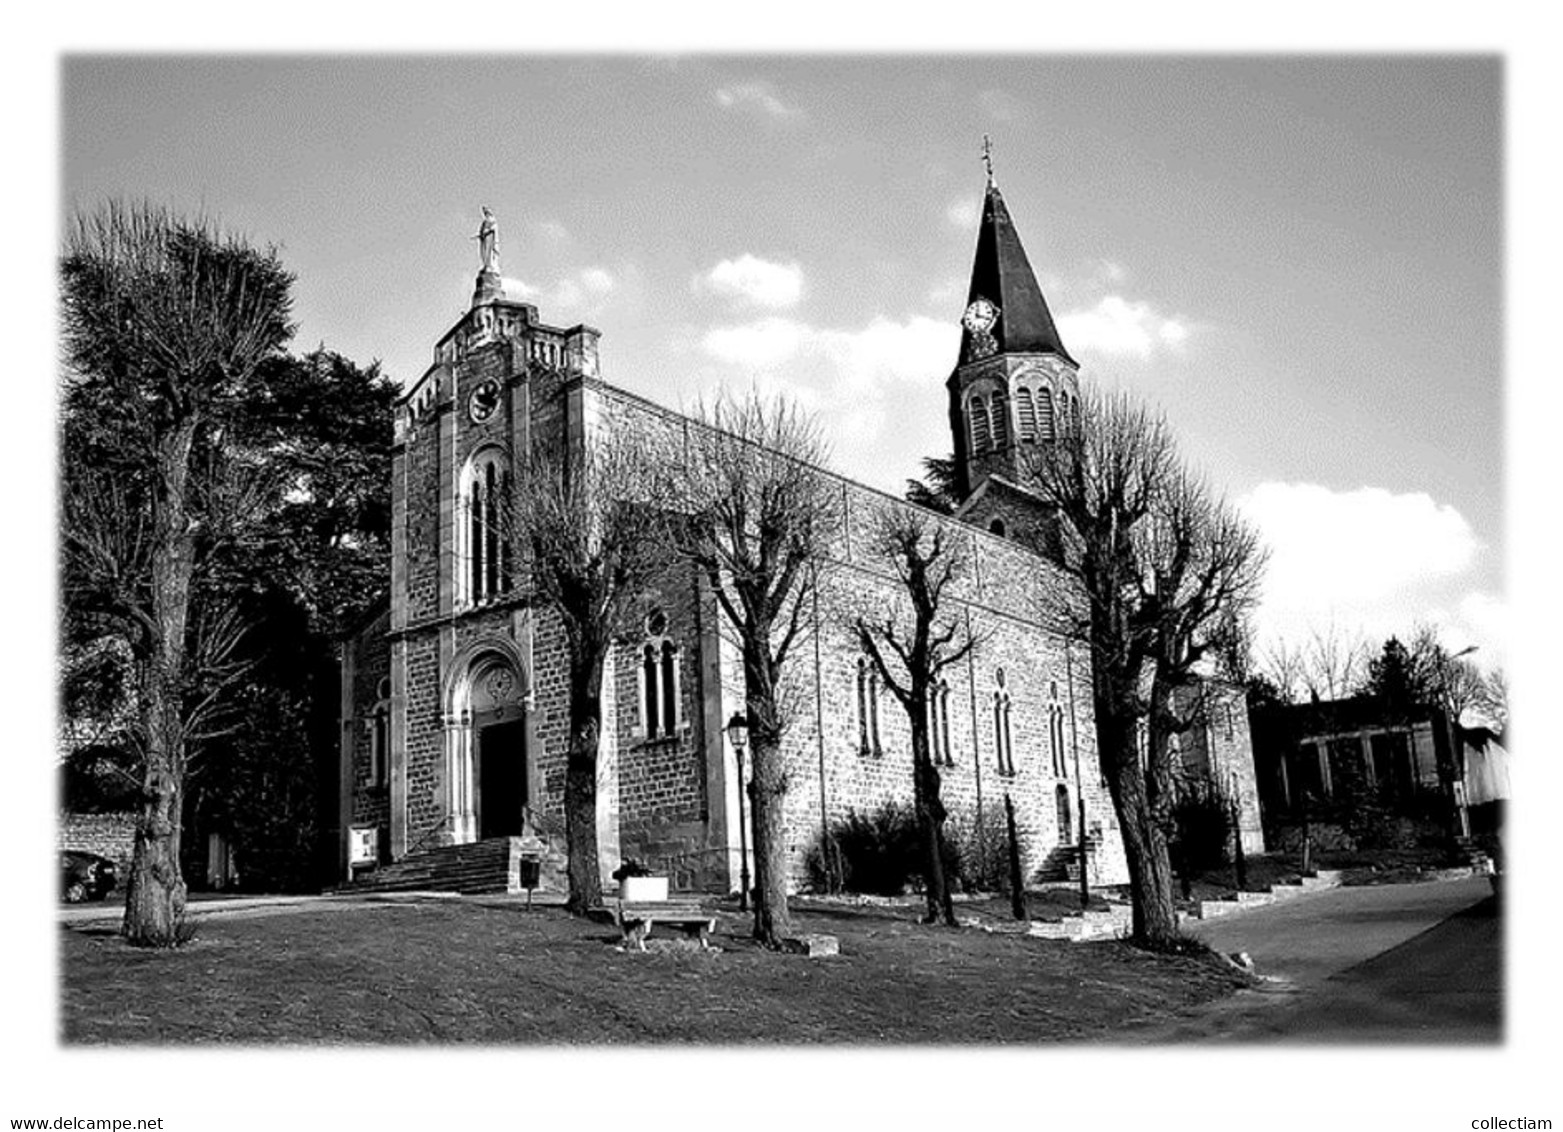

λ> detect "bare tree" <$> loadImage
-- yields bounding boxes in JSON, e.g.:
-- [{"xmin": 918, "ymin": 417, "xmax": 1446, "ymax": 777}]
[
  {"xmin": 513, "ymin": 432, "xmax": 673, "ymax": 914},
  {"xmin": 658, "ymin": 393, "xmax": 841, "ymax": 948},
  {"xmin": 1257, "ymin": 624, "xmax": 1369, "ymax": 704},
  {"xmin": 1142, "ymin": 470, "xmax": 1267, "ymax": 900},
  {"xmin": 855, "ymin": 505, "xmax": 978, "ymax": 927},
  {"xmin": 1304, "ymin": 623, "xmax": 1370, "ymax": 701},
  {"xmin": 60, "ymin": 203, "xmax": 293, "ymax": 946},
  {"xmin": 1473, "ymin": 667, "xmax": 1508, "ymax": 731},
  {"xmin": 1022, "ymin": 391, "xmax": 1265, "ymax": 949}
]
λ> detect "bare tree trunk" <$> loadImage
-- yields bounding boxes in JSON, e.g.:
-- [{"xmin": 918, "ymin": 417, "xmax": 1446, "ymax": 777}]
[
  {"xmin": 748, "ymin": 733, "xmax": 793, "ymax": 946},
  {"xmin": 1004, "ymin": 793, "xmax": 1026, "ymax": 920},
  {"xmin": 1098, "ymin": 713, "xmax": 1180, "ymax": 948},
  {"xmin": 563, "ymin": 651, "xmax": 605, "ymax": 915},
  {"xmin": 911, "ymin": 727, "xmax": 956, "ymax": 926},
  {"xmin": 123, "ymin": 423, "xmax": 196, "ymax": 947},
  {"xmin": 743, "ymin": 640, "xmax": 794, "ymax": 948}
]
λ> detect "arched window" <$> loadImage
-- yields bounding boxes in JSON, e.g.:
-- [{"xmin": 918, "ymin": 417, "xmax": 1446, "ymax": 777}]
[
  {"xmin": 369, "ymin": 677, "xmax": 391, "ymax": 790},
  {"xmin": 928, "ymin": 679, "xmax": 953, "ymax": 767},
  {"xmin": 970, "ymin": 395, "xmax": 992, "ymax": 454},
  {"xmin": 1056, "ymin": 785, "xmax": 1073, "ymax": 846},
  {"xmin": 868, "ymin": 669, "xmax": 882, "ymax": 756},
  {"xmin": 1038, "ymin": 387, "xmax": 1056, "ymax": 442},
  {"xmin": 856, "ymin": 658, "xmax": 871, "ymax": 756},
  {"xmin": 939, "ymin": 681, "xmax": 953, "ymax": 766},
  {"xmin": 1016, "ymin": 387, "xmax": 1036, "ymax": 442},
  {"xmin": 989, "ymin": 518, "xmax": 1006, "ymax": 537},
  {"xmin": 660, "ymin": 642, "xmax": 678, "ymax": 734},
  {"xmin": 637, "ymin": 608, "xmax": 681, "ymax": 740},
  {"xmin": 1048, "ymin": 680, "xmax": 1067, "ymax": 778},
  {"xmin": 991, "ymin": 393, "xmax": 1010, "ymax": 449},
  {"xmin": 460, "ymin": 448, "xmax": 513, "ymax": 605},
  {"xmin": 993, "ymin": 669, "xmax": 1013, "ymax": 775}
]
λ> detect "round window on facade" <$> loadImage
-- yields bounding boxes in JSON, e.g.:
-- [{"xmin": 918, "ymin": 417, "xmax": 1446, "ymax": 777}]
[{"xmin": 645, "ymin": 608, "xmax": 667, "ymax": 637}]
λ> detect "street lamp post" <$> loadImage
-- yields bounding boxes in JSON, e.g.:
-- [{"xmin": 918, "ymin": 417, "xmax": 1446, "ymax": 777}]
[{"xmin": 725, "ymin": 712, "xmax": 751, "ymax": 913}]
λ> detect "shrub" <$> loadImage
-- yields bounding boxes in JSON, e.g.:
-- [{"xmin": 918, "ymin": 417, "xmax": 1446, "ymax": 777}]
[
  {"xmin": 804, "ymin": 800, "xmax": 961, "ymax": 897},
  {"xmin": 944, "ymin": 804, "xmax": 1023, "ymax": 895}
]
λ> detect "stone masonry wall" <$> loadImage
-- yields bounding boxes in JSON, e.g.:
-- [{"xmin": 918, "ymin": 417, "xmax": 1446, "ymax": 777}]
[{"xmin": 587, "ymin": 381, "xmax": 1131, "ymax": 891}]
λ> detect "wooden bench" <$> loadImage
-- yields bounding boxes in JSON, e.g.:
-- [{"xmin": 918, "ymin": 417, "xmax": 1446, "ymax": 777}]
[{"xmin": 615, "ymin": 899, "xmax": 716, "ymax": 951}]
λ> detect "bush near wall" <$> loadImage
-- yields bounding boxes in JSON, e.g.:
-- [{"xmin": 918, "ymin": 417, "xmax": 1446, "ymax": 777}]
[{"xmin": 805, "ymin": 801, "xmax": 1021, "ymax": 897}]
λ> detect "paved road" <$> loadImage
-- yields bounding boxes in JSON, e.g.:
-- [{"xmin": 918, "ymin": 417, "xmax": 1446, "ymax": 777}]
[{"xmin": 1126, "ymin": 876, "xmax": 1500, "ymax": 1043}]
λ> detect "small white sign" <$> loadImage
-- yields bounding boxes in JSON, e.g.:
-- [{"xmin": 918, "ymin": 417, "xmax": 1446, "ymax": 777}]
[{"xmin": 349, "ymin": 826, "xmax": 378, "ymax": 866}]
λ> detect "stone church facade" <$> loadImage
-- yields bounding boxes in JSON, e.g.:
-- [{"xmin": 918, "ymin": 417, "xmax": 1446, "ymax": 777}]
[{"xmin": 337, "ymin": 176, "xmax": 1263, "ymax": 895}]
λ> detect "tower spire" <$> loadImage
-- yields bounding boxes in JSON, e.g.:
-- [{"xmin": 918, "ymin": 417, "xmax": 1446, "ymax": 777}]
[{"xmin": 981, "ymin": 134, "xmax": 995, "ymax": 186}]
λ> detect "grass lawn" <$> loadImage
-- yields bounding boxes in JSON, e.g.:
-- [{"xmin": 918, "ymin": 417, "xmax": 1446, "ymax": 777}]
[{"xmin": 61, "ymin": 895, "xmax": 1247, "ymax": 1045}]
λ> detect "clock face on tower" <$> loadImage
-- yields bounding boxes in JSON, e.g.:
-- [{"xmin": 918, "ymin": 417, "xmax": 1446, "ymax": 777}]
[
  {"xmin": 962, "ymin": 297, "xmax": 999, "ymax": 334},
  {"xmin": 468, "ymin": 378, "xmax": 501, "ymax": 424}
]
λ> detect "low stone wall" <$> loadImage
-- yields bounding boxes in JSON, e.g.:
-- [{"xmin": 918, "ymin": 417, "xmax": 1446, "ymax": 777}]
[{"xmin": 58, "ymin": 811, "xmax": 136, "ymax": 872}]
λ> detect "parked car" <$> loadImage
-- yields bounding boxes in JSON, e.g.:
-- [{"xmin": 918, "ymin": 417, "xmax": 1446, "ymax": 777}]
[{"xmin": 61, "ymin": 850, "xmax": 118, "ymax": 903}]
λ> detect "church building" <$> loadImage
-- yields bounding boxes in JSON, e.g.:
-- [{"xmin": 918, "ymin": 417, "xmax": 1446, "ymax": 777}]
[{"xmin": 337, "ymin": 172, "xmax": 1263, "ymax": 895}]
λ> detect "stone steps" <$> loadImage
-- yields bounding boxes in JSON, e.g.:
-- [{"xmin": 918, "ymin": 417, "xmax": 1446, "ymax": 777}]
[
  {"xmin": 1027, "ymin": 904, "xmax": 1132, "ymax": 943},
  {"xmin": 1184, "ymin": 870, "xmax": 1344, "ymax": 923},
  {"xmin": 329, "ymin": 837, "xmax": 562, "ymax": 896}
]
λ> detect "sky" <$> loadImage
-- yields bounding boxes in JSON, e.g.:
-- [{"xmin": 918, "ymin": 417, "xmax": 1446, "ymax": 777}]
[{"xmin": 60, "ymin": 54, "xmax": 1507, "ymax": 674}]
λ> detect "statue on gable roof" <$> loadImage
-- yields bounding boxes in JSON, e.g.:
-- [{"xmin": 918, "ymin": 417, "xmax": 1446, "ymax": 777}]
[{"xmin": 474, "ymin": 206, "xmax": 500, "ymax": 274}]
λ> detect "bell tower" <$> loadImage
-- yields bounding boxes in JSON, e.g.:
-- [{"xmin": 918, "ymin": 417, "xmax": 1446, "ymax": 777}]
[{"xmin": 947, "ymin": 143, "xmax": 1080, "ymax": 505}]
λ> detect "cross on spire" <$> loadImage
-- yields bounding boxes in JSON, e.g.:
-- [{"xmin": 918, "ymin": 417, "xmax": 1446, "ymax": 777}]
[{"xmin": 981, "ymin": 134, "xmax": 995, "ymax": 184}]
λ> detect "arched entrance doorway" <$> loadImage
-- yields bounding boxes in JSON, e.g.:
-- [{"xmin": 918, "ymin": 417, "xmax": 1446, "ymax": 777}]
[
  {"xmin": 443, "ymin": 644, "xmax": 533, "ymax": 844},
  {"xmin": 472, "ymin": 661, "xmax": 527, "ymax": 839}
]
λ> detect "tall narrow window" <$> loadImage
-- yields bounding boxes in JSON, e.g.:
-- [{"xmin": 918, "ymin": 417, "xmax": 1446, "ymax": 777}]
[
  {"xmin": 462, "ymin": 449, "xmax": 512, "ymax": 605},
  {"xmin": 991, "ymin": 393, "xmax": 1010, "ymax": 449},
  {"xmin": 1056, "ymin": 785, "xmax": 1073, "ymax": 846},
  {"xmin": 927, "ymin": 691, "xmax": 941, "ymax": 765},
  {"xmin": 992, "ymin": 669, "xmax": 1014, "ymax": 775},
  {"xmin": 370, "ymin": 677, "xmax": 391, "ymax": 790},
  {"xmin": 1016, "ymin": 388, "xmax": 1036, "ymax": 442},
  {"xmin": 868, "ymin": 670, "xmax": 882, "ymax": 756},
  {"xmin": 938, "ymin": 680, "xmax": 952, "ymax": 766},
  {"xmin": 637, "ymin": 608, "xmax": 681, "ymax": 740},
  {"xmin": 660, "ymin": 642, "xmax": 678, "ymax": 734},
  {"xmin": 970, "ymin": 396, "xmax": 991, "ymax": 454},
  {"xmin": 642, "ymin": 644, "xmax": 661, "ymax": 738},
  {"xmin": 1048, "ymin": 681, "xmax": 1067, "ymax": 778},
  {"xmin": 856, "ymin": 658, "xmax": 870, "ymax": 755},
  {"xmin": 1038, "ymin": 388, "xmax": 1056, "ymax": 442}
]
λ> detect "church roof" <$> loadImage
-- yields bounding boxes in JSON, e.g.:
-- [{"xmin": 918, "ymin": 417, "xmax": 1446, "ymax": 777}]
[{"xmin": 960, "ymin": 182, "xmax": 1076, "ymax": 367}]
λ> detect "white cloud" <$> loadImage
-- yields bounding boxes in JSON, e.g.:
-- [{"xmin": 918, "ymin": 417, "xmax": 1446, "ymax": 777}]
[
  {"xmin": 579, "ymin": 267, "xmax": 615, "ymax": 294},
  {"xmin": 696, "ymin": 255, "xmax": 804, "ymax": 311},
  {"xmin": 815, "ymin": 316, "xmax": 956, "ymax": 392},
  {"xmin": 701, "ymin": 316, "xmax": 810, "ymax": 369},
  {"xmin": 713, "ymin": 81, "xmax": 801, "ymax": 120},
  {"xmin": 1057, "ymin": 295, "xmax": 1190, "ymax": 358},
  {"xmin": 1238, "ymin": 482, "xmax": 1484, "ymax": 652},
  {"xmin": 507, "ymin": 266, "xmax": 616, "ymax": 311},
  {"xmin": 945, "ymin": 197, "xmax": 981, "ymax": 230},
  {"xmin": 700, "ymin": 314, "xmax": 956, "ymax": 394}
]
